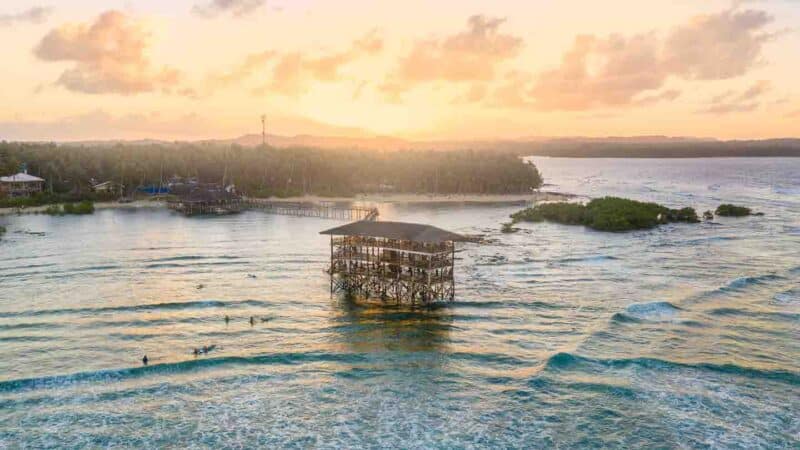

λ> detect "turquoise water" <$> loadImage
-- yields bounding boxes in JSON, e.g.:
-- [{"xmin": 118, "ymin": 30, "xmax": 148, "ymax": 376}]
[{"xmin": 0, "ymin": 158, "xmax": 798, "ymax": 448}]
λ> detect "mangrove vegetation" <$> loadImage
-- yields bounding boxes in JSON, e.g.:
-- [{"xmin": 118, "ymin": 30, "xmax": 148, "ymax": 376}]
[
  {"xmin": 509, "ymin": 197, "xmax": 700, "ymax": 232},
  {"xmin": 715, "ymin": 204, "xmax": 752, "ymax": 217},
  {"xmin": 43, "ymin": 201, "xmax": 95, "ymax": 216}
]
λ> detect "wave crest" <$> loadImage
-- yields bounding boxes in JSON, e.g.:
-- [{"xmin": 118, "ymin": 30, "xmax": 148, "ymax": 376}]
[
  {"xmin": 0, "ymin": 351, "xmax": 368, "ymax": 393},
  {"xmin": 612, "ymin": 301, "xmax": 681, "ymax": 323},
  {"xmin": 543, "ymin": 352, "xmax": 799, "ymax": 385}
]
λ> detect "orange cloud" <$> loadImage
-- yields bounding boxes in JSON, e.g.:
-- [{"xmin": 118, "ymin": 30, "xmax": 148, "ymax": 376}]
[
  {"xmin": 489, "ymin": 71, "xmax": 534, "ymax": 108},
  {"xmin": 381, "ymin": 15, "xmax": 521, "ymax": 99},
  {"xmin": 205, "ymin": 30, "xmax": 383, "ymax": 96},
  {"xmin": 34, "ymin": 11, "xmax": 181, "ymax": 95},
  {"xmin": 452, "ymin": 83, "xmax": 489, "ymax": 104},
  {"xmin": 699, "ymin": 80, "xmax": 772, "ymax": 115},
  {"xmin": 482, "ymin": 7, "xmax": 776, "ymax": 111},
  {"xmin": 353, "ymin": 29, "xmax": 383, "ymax": 54},
  {"xmin": 530, "ymin": 33, "xmax": 665, "ymax": 110},
  {"xmin": 247, "ymin": 31, "xmax": 383, "ymax": 96},
  {"xmin": 207, "ymin": 50, "xmax": 276, "ymax": 89},
  {"xmin": 634, "ymin": 89, "xmax": 682, "ymax": 106},
  {"xmin": 662, "ymin": 8, "xmax": 774, "ymax": 80}
]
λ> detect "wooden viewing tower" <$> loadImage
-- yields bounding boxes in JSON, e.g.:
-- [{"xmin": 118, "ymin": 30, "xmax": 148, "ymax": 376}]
[{"xmin": 320, "ymin": 221, "xmax": 468, "ymax": 304}]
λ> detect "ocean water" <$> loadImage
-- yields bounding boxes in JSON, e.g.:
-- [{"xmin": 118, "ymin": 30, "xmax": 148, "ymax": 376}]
[{"xmin": 0, "ymin": 157, "xmax": 798, "ymax": 448}]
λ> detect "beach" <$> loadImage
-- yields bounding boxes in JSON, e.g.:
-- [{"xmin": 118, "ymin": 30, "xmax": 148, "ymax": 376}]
[{"xmin": 0, "ymin": 191, "xmax": 574, "ymax": 216}]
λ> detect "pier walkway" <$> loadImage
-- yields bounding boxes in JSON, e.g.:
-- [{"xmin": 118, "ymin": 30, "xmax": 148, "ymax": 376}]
[{"xmin": 244, "ymin": 198, "xmax": 378, "ymax": 221}]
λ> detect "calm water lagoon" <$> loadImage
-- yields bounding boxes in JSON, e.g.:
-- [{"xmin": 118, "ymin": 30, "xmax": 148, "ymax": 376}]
[{"xmin": 1, "ymin": 158, "xmax": 798, "ymax": 448}]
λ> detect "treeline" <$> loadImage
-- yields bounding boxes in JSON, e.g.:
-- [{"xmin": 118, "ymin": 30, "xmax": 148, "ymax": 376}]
[
  {"xmin": 525, "ymin": 139, "xmax": 800, "ymax": 158},
  {"xmin": 0, "ymin": 143, "xmax": 543, "ymax": 198}
]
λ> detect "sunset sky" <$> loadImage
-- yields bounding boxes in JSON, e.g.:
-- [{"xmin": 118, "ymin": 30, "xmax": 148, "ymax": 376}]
[{"xmin": 1, "ymin": 0, "xmax": 798, "ymax": 141}]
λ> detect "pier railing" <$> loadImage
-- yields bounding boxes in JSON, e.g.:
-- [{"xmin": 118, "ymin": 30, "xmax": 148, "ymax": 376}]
[{"xmin": 244, "ymin": 198, "xmax": 378, "ymax": 221}]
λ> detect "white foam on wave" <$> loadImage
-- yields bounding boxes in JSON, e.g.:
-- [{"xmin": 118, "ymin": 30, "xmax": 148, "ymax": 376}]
[{"xmin": 623, "ymin": 301, "xmax": 681, "ymax": 321}]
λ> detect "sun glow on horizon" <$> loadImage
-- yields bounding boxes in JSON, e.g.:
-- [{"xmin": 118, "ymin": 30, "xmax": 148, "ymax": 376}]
[{"xmin": 0, "ymin": 0, "xmax": 798, "ymax": 142}]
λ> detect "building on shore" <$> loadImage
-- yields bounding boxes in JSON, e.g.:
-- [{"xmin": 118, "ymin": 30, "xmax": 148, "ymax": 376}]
[
  {"xmin": 320, "ymin": 221, "xmax": 468, "ymax": 304},
  {"xmin": 91, "ymin": 181, "xmax": 125, "ymax": 196},
  {"xmin": 0, "ymin": 170, "xmax": 45, "ymax": 198},
  {"xmin": 167, "ymin": 183, "xmax": 243, "ymax": 216}
]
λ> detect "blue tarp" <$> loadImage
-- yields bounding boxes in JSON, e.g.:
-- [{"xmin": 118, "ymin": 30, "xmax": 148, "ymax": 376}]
[{"xmin": 137, "ymin": 186, "xmax": 170, "ymax": 195}]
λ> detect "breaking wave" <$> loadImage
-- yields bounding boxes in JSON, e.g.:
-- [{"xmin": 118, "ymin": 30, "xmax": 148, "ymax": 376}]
[
  {"xmin": 543, "ymin": 352, "xmax": 799, "ymax": 385},
  {"xmin": 0, "ymin": 351, "xmax": 369, "ymax": 393},
  {"xmin": 612, "ymin": 301, "xmax": 682, "ymax": 322}
]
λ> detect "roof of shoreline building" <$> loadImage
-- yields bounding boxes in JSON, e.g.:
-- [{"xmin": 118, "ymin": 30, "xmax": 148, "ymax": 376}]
[
  {"xmin": 320, "ymin": 221, "xmax": 468, "ymax": 243},
  {"xmin": 0, "ymin": 172, "xmax": 45, "ymax": 183}
]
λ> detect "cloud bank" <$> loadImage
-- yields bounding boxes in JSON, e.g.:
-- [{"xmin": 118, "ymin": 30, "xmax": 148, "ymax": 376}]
[
  {"xmin": 477, "ymin": 8, "xmax": 777, "ymax": 111},
  {"xmin": 381, "ymin": 15, "xmax": 522, "ymax": 101},
  {"xmin": 208, "ymin": 30, "xmax": 384, "ymax": 96},
  {"xmin": 699, "ymin": 80, "xmax": 772, "ymax": 115},
  {"xmin": 34, "ymin": 11, "xmax": 181, "ymax": 95}
]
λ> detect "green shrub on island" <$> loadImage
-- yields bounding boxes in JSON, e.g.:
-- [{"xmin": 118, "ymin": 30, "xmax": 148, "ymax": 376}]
[
  {"xmin": 43, "ymin": 205, "xmax": 63, "ymax": 215},
  {"xmin": 64, "ymin": 201, "xmax": 95, "ymax": 214},
  {"xmin": 510, "ymin": 197, "xmax": 699, "ymax": 232},
  {"xmin": 715, "ymin": 204, "xmax": 751, "ymax": 217},
  {"xmin": 43, "ymin": 201, "xmax": 95, "ymax": 216},
  {"xmin": 0, "ymin": 192, "xmax": 114, "ymax": 209}
]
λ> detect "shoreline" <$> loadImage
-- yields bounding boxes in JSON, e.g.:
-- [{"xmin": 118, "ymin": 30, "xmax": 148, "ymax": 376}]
[
  {"xmin": 0, "ymin": 200, "xmax": 165, "ymax": 216},
  {"xmin": 246, "ymin": 191, "xmax": 575, "ymax": 204},
  {"xmin": 0, "ymin": 191, "xmax": 575, "ymax": 216}
]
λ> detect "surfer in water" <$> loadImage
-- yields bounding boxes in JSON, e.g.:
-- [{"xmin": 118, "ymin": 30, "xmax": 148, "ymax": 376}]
[
  {"xmin": 249, "ymin": 316, "xmax": 255, "ymax": 326},
  {"xmin": 142, "ymin": 355, "xmax": 149, "ymax": 365}
]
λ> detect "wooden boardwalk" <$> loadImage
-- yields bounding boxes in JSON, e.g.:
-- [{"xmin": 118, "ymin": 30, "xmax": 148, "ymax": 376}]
[{"xmin": 244, "ymin": 198, "xmax": 378, "ymax": 221}]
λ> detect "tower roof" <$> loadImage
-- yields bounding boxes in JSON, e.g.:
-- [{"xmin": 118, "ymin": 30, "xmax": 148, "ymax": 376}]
[{"xmin": 320, "ymin": 220, "xmax": 467, "ymax": 243}]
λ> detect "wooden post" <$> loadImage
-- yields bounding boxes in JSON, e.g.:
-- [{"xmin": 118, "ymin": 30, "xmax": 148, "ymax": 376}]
[{"xmin": 451, "ymin": 242, "xmax": 455, "ymax": 301}]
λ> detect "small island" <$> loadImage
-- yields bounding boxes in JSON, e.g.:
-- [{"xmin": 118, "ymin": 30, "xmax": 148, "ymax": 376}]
[
  {"xmin": 508, "ymin": 197, "xmax": 699, "ymax": 232},
  {"xmin": 715, "ymin": 204, "xmax": 752, "ymax": 217}
]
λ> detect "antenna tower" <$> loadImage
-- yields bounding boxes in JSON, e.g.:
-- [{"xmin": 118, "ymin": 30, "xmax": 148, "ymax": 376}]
[{"xmin": 261, "ymin": 114, "xmax": 266, "ymax": 146}]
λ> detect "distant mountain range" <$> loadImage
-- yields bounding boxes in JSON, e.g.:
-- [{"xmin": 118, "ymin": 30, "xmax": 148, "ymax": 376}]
[
  {"xmin": 55, "ymin": 134, "xmax": 800, "ymax": 157},
  {"xmin": 220, "ymin": 133, "xmax": 718, "ymax": 152}
]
